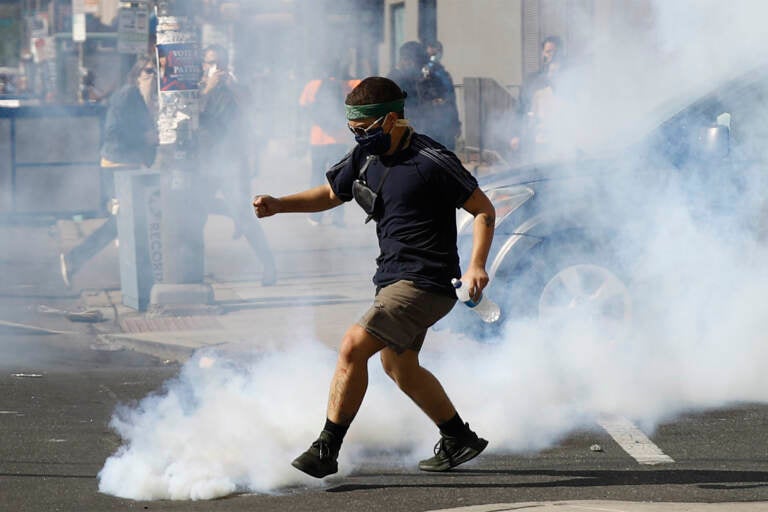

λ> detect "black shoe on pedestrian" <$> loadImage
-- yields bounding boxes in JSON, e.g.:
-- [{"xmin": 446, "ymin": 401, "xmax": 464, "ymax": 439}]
[
  {"xmin": 291, "ymin": 431, "xmax": 340, "ymax": 478},
  {"xmin": 418, "ymin": 425, "xmax": 488, "ymax": 472}
]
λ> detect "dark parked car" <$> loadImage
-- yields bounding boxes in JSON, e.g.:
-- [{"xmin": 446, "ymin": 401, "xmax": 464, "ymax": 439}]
[{"xmin": 449, "ymin": 64, "xmax": 768, "ymax": 339}]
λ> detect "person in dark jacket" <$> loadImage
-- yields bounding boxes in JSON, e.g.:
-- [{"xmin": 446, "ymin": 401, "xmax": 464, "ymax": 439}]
[
  {"xmin": 419, "ymin": 40, "xmax": 461, "ymax": 149},
  {"xmin": 59, "ymin": 55, "xmax": 158, "ymax": 287},
  {"xmin": 388, "ymin": 41, "xmax": 460, "ymax": 149},
  {"xmin": 387, "ymin": 41, "xmax": 429, "ymax": 131}
]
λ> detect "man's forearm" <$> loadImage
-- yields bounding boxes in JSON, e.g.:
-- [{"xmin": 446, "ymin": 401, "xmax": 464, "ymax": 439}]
[
  {"xmin": 469, "ymin": 212, "xmax": 495, "ymax": 270},
  {"xmin": 278, "ymin": 185, "xmax": 341, "ymax": 213}
]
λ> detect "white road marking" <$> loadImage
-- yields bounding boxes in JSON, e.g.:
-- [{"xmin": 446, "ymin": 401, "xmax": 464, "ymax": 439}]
[
  {"xmin": 0, "ymin": 319, "xmax": 74, "ymax": 335},
  {"xmin": 597, "ymin": 416, "xmax": 674, "ymax": 465}
]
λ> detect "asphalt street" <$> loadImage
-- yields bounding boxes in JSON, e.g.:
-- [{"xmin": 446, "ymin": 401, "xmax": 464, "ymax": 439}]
[{"xmin": 1, "ymin": 327, "xmax": 767, "ymax": 512}]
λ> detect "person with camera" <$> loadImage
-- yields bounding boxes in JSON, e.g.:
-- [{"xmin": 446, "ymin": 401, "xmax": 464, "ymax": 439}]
[
  {"xmin": 387, "ymin": 41, "xmax": 429, "ymax": 131},
  {"xmin": 252, "ymin": 77, "xmax": 495, "ymax": 478},
  {"xmin": 388, "ymin": 41, "xmax": 460, "ymax": 150},
  {"xmin": 419, "ymin": 40, "xmax": 461, "ymax": 150},
  {"xmin": 199, "ymin": 44, "xmax": 277, "ymax": 286}
]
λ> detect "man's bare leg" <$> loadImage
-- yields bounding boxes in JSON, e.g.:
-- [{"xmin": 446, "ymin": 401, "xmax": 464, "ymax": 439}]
[
  {"xmin": 327, "ymin": 324, "xmax": 386, "ymax": 424},
  {"xmin": 380, "ymin": 347, "xmax": 488, "ymax": 472},
  {"xmin": 379, "ymin": 347, "xmax": 456, "ymax": 423},
  {"xmin": 292, "ymin": 324, "xmax": 384, "ymax": 478}
]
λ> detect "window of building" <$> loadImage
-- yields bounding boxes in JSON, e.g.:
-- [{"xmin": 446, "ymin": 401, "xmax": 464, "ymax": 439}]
[
  {"xmin": 0, "ymin": 3, "xmax": 21, "ymax": 68},
  {"xmin": 418, "ymin": 0, "xmax": 436, "ymax": 44},
  {"xmin": 390, "ymin": 2, "xmax": 405, "ymax": 69}
]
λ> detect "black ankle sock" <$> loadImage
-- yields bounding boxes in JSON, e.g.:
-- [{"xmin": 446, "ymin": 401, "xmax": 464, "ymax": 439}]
[
  {"xmin": 438, "ymin": 413, "xmax": 470, "ymax": 438},
  {"xmin": 323, "ymin": 418, "xmax": 349, "ymax": 444}
]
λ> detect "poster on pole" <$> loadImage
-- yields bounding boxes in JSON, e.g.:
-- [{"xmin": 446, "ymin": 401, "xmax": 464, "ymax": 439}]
[
  {"xmin": 156, "ymin": 42, "xmax": 200, "ymax": 145},
  {"xmin": 156, "ymin": 43, "xmax": 200, "ymax": 92},
  {"xmin": 117, "ymin": 6, "xmax": 149, "ymax": 54}
]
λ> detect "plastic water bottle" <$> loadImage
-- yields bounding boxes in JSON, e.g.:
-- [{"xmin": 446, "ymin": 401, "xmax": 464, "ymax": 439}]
[{"xmin": 451, "ymin": 278, "xmax": 501, "ymax": 323}]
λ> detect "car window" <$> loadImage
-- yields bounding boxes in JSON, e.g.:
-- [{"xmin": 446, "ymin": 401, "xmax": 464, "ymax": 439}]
[
  {"xmin": 646, "ymin": 71, "xmax": 768, "ymax": 169},
  {"xmin": 648, "ymin": 98, "xmax": 724, "ymax": 168}
]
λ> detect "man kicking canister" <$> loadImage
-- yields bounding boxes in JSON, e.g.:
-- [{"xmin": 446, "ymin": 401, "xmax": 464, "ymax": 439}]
[{"xmin": 253, "ymin": 76, "xmax": 495, "ymax": 477}]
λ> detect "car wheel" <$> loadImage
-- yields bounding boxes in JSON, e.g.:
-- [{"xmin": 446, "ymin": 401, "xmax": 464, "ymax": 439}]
[
  {"xmin": 538, "ymin": 262, "xmax": 632, "ymax": 342},
  {"xmin": 493, "ymin": 237, "xmax": 633, "ymax": 342}
]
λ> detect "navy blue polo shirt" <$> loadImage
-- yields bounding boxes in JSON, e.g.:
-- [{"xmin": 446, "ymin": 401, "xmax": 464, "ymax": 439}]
[{"xmin": 327, "ymin": 132, "xmax": 478, "ymax": 297}]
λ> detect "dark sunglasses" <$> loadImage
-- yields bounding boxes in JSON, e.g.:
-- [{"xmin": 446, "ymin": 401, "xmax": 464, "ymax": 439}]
[
  {"xmin": 347, "ymin": 115, "xmax": 385, "ymax": 137},
  {"xmin": 142, "ymin": 67, "xmax": 156, "ymax": 75}
]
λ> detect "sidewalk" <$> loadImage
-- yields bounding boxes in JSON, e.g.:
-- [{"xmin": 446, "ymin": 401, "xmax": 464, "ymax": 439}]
[
  {"xmin": 2, "ymin": 139, "xmax": 374, "ymax": 360},
  {"xmin": 80, "ymin": 207, "xmax": 381, "ymax": 362}
]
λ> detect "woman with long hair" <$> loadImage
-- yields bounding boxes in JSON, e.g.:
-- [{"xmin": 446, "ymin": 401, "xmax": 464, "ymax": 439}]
[{"xmin": 60, "ymin": 54, "xmax": 158, "ymax": 287}]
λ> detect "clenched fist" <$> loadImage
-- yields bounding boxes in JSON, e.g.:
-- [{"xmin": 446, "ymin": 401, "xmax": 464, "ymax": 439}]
[{"xmin": 253, "ymin": 195, "xmax": 280, "ymax": 218}]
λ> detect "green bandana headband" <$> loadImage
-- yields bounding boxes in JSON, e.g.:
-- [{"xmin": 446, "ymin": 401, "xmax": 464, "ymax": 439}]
[{"xmin": 345, "ymin": 99, "xmax": 406, "ymax": 120}]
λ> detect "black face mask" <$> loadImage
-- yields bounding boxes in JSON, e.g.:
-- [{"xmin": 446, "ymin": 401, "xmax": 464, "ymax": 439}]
[{"xmin": 355, "ymin": 127, "xmax": 391, "ymax": 155}]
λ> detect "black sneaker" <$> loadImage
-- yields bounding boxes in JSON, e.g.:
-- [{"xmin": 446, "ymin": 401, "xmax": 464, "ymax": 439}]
[
  {"xmin": 291, "ymin": 431, "xmax": 340, "ymax": 478},
  {"xmin": 418, "ymin": 425, "xmax": 488, "ymax": 472}
]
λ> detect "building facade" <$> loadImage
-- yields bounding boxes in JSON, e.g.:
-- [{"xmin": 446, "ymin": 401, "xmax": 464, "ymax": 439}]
[{"xmin": 379, "ymin": 0, "xmax": 654, "ymax": 89}]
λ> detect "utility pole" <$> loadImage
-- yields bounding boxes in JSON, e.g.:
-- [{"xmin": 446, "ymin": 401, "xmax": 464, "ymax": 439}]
[
  {"xmin": 149, "ymin": 0, "xmax": 213, "ymax": 310},
  {"xmin": 71, "ymin": 0, "xmax": 87, "ymax": 104}
]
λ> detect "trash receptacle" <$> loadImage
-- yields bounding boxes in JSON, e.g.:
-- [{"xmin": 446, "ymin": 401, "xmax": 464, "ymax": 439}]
[{"xmin": 114, "ymin": 169, "xmax": 163, "ymax": 311}]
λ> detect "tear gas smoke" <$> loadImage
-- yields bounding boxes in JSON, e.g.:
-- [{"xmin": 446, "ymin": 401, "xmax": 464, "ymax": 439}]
[
  {"xmin": 99, "ymin": 0, "xmax": 768, "ymax": 500},
  {"xmin": 535, "ymin": 0, "xmax": 768, "ymax": 159}
]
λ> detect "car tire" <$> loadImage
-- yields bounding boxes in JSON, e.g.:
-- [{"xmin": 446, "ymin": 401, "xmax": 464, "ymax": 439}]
[{"xmin": 491, "ymin": 235, "xmax": 633, "ymax": 342}]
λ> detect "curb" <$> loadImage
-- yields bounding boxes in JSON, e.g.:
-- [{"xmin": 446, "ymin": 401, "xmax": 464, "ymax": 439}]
[
  {"xmin": 98, "ymin": 332, "xmax": 200, "ymax": 362},
  {"xmin": 427, "ymin": 501, "xmax": 768, "ymax": 512}
]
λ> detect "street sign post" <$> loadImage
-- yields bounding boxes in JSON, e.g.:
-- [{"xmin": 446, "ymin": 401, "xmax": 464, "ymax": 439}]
[{"xmin": 117, "ymin": 2, "xmax": 150, "ymax": 54}]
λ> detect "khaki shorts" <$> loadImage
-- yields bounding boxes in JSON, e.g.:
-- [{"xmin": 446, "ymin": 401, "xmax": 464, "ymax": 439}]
[{"xmin": 358, "ymin": 280, "xmax": 456, "ymax": 353}]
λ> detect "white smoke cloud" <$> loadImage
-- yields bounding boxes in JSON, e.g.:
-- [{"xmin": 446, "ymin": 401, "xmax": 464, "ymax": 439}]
[
  {"xmin": 99, "ymin": 0, "xmax": 768, "ymax": 501},
  {"xmin": 96, "ymin": 263, "xmax": 768, "ymax": 500},
  {"xmin": 538, "ymin": 0, "xmax": 768, "ymax": 160},
  {"xmin": 97, "ymin": 338, "xmax": 448, "ymax": 499}
]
